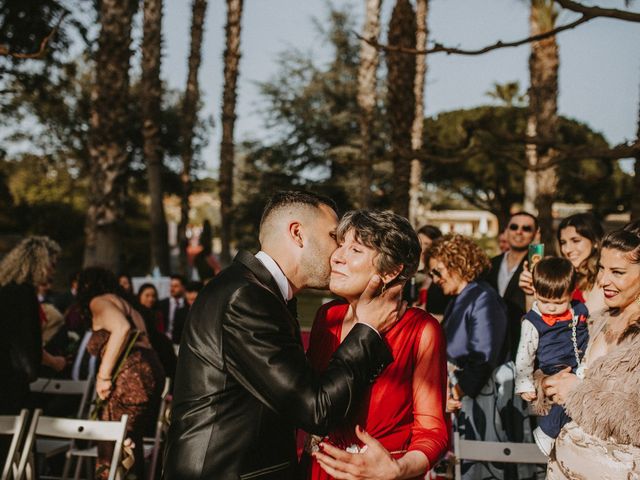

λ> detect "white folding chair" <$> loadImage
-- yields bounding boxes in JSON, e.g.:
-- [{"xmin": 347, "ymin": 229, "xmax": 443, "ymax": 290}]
[
  {"xmin": 453, "ymin": 430, "xmax": 548, "ymax": 480},
  {"xmin": 0, "ymin": 409, "xmax": 30, "ymax": 480},
  {"xmin": 28, "ymin": 378, "xmax": 95, "ymax": 470},
  {"xmin": 142, "ymin": 378, "xmax": 171, "ymax": 480},
  {"xmin": 18, "ymin": 410, "xmax": 128, "ymax": 480}
]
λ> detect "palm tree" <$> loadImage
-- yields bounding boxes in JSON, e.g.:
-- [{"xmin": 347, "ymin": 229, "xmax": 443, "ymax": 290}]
[
  {"xmin": 219, "ymin": 0, "xmax": 243, "ymax": 266},
  {"xmin": 409, "ymin": 0, "xmax": 428, "ymax": 226},
  {"xmin": 84, "ymin": 0, "xmax": 137, "ymax": 270},
  {"xmin": 141, "ymin": 0, "xmax": 170, "ymax": 274},
  {"xmin": 386, "ymin": 0, "xmax": 416, "ymax": 218},
  {"xmin": 178, "ymin": 0, "xmax": 208, "ymax": 275},
  {"xmin": 528, "ymin": 0, "xmax": 559, "ymax": 249},
  {"xmin": 356, "ymin": 0, "xmax": 382, "ymax": 209}
]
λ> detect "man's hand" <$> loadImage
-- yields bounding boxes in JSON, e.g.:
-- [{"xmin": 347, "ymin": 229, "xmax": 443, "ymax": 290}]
[
  {"xmin": 446, "ymin": 382, "xmax": 462, "ymax": 413},
  {"xmin": 313, "ymin": 426, "xmax": 402, "ymax": 480},
  {"xmin": 355, "ymin": 275, "xmax": 406, "ymax": 333}
]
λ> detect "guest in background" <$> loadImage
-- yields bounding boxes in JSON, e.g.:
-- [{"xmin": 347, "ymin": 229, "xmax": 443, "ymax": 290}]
[
  {"xmin": 54, "ymin": 270, "xmax": 79, "ymax": 315},
  {"xmin": 485, "ymin": 212, "xmax": 539, "ymax": 361},
  {"xmin": 412, "ymin": 224, "xmax": 451, "ymax": 320},
  {"xmin": 0, "ymin": 236, "xmax": 61, "ymax": 414},
  {"xmin": 498, "ymin": 229, "xmax": 510, "ymax": 253},
  {"xmin": 117, "ymin": 273, "xmax": 134, "ymax": 297},
  {"xmin": 520, "ymin": 212, "xmax": 605, "ymax": 315},
  {"xmin": 194, "ymin": 219, "xmax": 222, "ymax": 283},
  {"xmin": 184, "ymin": 281, "xmax": 203, "ymax": 308},
  {"xmin": 158, "ymin": 274, "xmax": 188, "ymax": 344},
  {"xmin": 137, "ymin": 282, "xmax": 165, "ymax": 334},
  {"xmin": 427, "ymin": 234, "xmax": 513, "ymax": 480},
  {"xmin": 78, "ymin": 267, "xmax": 164, "ymax": 480}
]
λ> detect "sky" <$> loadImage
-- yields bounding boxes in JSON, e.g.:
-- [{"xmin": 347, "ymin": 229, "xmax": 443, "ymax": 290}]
[{"xmin": 161, "ymin": 0, "xmax": 640, "ymax": 175}]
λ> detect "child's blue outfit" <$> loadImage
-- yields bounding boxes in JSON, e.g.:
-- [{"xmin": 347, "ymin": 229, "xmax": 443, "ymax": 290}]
[{"xmin": 515, "ymin": 300, "xmax": 589, "ymax": 452}]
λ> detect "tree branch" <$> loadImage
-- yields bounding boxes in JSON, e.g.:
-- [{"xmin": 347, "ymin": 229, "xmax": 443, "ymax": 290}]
[
  {"xmin": 354, "ymin": 14, "xmax": 593, "ymax": 56},
  {"xmin": 554, "ymin": 0, "xmax": 640, "ymax": 23},
  {"xmin": 0, "ymin": 13, "xmax": 67, "ymax": 59}
]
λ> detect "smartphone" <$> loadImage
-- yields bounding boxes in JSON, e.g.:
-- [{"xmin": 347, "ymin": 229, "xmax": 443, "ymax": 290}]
[{"xmin": 528, "ymin": 243, "xmax": 544, "ymax": 267}]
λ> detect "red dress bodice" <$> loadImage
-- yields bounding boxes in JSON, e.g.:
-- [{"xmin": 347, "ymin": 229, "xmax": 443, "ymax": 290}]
[{"xmin": 305, "ymin": 300, "xmax": 448, "ymax": 479}]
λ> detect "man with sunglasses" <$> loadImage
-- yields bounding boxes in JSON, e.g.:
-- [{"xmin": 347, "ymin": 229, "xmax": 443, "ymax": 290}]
[{"xmin": 485, "ymin": 212, "xmax": 539, "ymax": 361}]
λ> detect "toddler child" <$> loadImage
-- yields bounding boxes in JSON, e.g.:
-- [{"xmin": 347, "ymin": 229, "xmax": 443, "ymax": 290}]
[{"xmin": 514, "ymin": 256, "xmax": 589, "ymax": 456}]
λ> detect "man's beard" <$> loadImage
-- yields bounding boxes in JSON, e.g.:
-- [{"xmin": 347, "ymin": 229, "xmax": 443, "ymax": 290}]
[{"xmin": 300, "ymin": 239, "xmax": 331, "ymax": 290}]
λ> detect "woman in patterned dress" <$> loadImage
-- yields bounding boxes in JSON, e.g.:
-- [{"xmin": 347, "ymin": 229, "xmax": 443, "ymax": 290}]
[{"xmin": 77, "ymin": 267, "xmax": 164, "ymax": 479}]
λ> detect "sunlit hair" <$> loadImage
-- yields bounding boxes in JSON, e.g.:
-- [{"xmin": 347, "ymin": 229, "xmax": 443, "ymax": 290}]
[
  {"xmin": 601, "ymin": 221, "xmax": 640, "ymax": 265},
  {"xmin": 557, "ymin": 212, "xmax": 604, "ymax": 292},
  {"xmin": 0, "ymin": 236, "xmax": 61, "ymax": 287},
  {"xmin": 532, "ymin": 257, "xmax": 576, "ymax": 299},
  {"xmin": 335, "ymin": 210, "xmax": 421, "ymax": 285},
  {"xmin": 600, "ymin": 221, "xmax": 640, "ymax": 342},
  {"xmin": 425, "ymin": 234, "xmax": 490, "ymax": 282}
]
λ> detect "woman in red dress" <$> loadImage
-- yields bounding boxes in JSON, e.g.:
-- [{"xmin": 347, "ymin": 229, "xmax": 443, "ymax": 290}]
[{"xmin": 306, "ymin": 210, "xmax": 449, "ymax": 480}]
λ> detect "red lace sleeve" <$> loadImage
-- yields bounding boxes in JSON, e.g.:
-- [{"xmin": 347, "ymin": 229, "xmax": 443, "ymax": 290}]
[{"xmin": 408, "ymin": 315, "xmax": 449, "ymax": 467}]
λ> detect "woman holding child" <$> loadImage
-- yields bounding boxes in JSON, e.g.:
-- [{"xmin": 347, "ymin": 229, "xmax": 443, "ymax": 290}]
[{"xmin": 543, "ymin": 221, "xmax": 640, "ymax": 478}]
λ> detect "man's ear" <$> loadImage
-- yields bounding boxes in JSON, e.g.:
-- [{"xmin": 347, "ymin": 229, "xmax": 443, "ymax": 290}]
[
  {"xmin": 380, "ymin": 265, "xmax": 403, "ymax": 285},
  {"xmin": 288, "ymin": 221, "xmax": 304, "ymax": 248}
]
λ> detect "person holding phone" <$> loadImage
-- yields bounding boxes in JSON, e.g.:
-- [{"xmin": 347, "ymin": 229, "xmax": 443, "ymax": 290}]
[
  {"xmin": 485, "ymin": 212, "xmax": 539, "ymax": 361},
  {"xmin": 519, "ymin": 213, "xmax": 605, "ymax": 315}
]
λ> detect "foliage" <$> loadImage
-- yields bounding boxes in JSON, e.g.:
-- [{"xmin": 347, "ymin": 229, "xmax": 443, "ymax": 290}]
[{"xmin": 422, "ymin": 106, "xmax": 631, "ymax": 223}]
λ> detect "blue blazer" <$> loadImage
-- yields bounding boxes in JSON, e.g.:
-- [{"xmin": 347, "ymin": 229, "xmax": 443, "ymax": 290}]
[{"xmin": 443, "ymin": 280, "xmax": 508, "ymax": 397}]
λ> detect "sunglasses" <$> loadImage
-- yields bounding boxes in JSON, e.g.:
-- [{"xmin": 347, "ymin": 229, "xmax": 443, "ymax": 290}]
[
  {"xmin": 429, "ymin": 268, "xmax": 443, "ymax": 279},
  {"xmin": 508, "ymin": 223, "xmax": 534, "ymax": 233}
]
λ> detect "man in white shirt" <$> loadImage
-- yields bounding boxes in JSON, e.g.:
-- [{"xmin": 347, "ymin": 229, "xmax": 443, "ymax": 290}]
[
  {"xmin": 158, "ymin": 274, "xmax": 188, "ymax": 343},
  {"xmin": 486, "ymin": 211, "xmax": 539, "ymax": 360}
]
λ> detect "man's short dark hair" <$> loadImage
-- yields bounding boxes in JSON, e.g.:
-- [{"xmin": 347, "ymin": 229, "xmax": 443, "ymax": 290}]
[
  {"xmin": 170, "ymin": 274, "xmax": 187, "ymax": 285},
  {"xmin": 532, "ymin": 257, "xmax": 576, "ymax": 299},
  {"xmin": 185, "ymin": 281, "xmax": 203, "ymax": 293},
  {"xmin": 260, "ymin": 190, "xmax": 338, "ymax": 228},
  {"xmin": 510, "ymin": 211, "xmax": 539, "ymax": 231}
]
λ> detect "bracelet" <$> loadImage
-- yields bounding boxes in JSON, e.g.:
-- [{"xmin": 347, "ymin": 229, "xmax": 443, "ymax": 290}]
[{"xmin": 97, "ymin": 374, "xmax": 112, "ymax": 382}]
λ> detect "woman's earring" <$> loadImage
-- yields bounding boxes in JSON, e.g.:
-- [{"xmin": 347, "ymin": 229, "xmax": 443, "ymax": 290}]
[{"xmin": 381, "ymin": 283, "xmax": 387, "ymax": 295}]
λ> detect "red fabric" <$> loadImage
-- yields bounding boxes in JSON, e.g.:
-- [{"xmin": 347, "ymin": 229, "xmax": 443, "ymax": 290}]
[
  {"xmin": 38, "ymin": 304, "xmax": 47, "ymax": 326},
  {"xmin": 540, "ymin": 309, "xmax": 574, "ymax": 326},
  {"xmin": 418, "ymin": 288, "xmax": 427, "ymax": 307},
  {"xmin": 304, "ymin": 301, "xmax": 449, "ymax": 479},
  {"xmin": 571, "ymin": 287, "xmax": 585, "ymax": 303}
]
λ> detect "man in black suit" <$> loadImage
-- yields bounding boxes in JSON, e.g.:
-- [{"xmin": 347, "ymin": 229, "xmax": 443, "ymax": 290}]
[
  {"xmin": 158, "ymin": 274, "xmax": 189, "ymax": 344},
  {"xmin": 485, "ymin": 211, "xmax": 539, "ymax": 360},
  {"xmin": 163, "ymin": 191, "xmax": 401, "ymax": 480}
]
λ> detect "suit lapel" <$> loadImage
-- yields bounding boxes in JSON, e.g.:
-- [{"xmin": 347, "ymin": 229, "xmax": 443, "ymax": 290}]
[
  {"xmin": 234, "ymin": 250, "xmax": 302, "ymax": 342},
  {"xmin": 503, "ymin": 256, "xmax": 525, "ymax": 300}
]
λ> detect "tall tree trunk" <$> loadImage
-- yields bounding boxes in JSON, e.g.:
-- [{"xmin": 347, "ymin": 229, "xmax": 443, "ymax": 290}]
[
  {"xmin": 219, "ymin": 0, "xmax": 243, "ymax": 266},
  {"xmin": 356, "ymin": 0, "xmax": 381, "ymax": 209},
  {"xmin": 178, "ymin": 0, "xmax": 208, "ymax": 276},
  {"xmin": 84, "ymin": 0, "xmax": 137, "ymax": 271},
  {"xmin": 386, "ymin": 0, "xmax": 416, "ymax": 218},
  {"xmin": 523, "ymin": 115, "xmax": 537, "ymax": 213},
  {"xmin": 632, "ymin": 90, "xmax": 640, "ymax": 222},
  {"xmin": 142, "ymin": 0, "xmax": 170, "ymax": 274},
  {"xmin": 409, "ymin": 0, "xmax": 428, "ymax": 226},
  {"xmin": 529, "ymin": 0, "xmax": 559, "ymax": 251}
]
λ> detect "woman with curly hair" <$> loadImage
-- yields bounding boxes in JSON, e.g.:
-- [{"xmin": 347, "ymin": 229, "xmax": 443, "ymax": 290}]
[
  {"xmin": 0, "ymin": 236, "xmax": 61, "ymax": 414},
  {"xmin": 426, "ymin": 234, "xmax": 511, "ymax": 480},
  {"xmin": 77, "ymin": 267, "xmax": 164, "ymax": 480}
]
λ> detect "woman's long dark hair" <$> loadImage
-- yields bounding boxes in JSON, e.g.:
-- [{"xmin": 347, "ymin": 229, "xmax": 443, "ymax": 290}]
[
  {"xmin": 77, "ymin": 267, "xmax": 129, "ymax": 319},
  {"xmin": 557, "ymin": 213, "xmax": 604, "ymax": 292}
]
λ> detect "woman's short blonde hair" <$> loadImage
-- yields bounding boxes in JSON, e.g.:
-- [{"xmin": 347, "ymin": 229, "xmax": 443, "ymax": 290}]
[
  {"xmin": 425, "ymin": 234, "xmax": 490, "ymax": 282},
  {"xmin": 0, "ymin": 236, "xmax": 61, "ymax": 287}
]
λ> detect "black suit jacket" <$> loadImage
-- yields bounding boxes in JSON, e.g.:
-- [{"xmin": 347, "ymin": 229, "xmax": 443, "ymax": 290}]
[
  {"xmin": 159, "ymin": 297, "xmax": 188, "ymax": 344},
  {"xmin": 485, "ymin": 253, "xmax": 526, "ymax": 361},
  {"xmin": 162, "ymin": 251, "xmax": 393, "ymax": 480}
]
